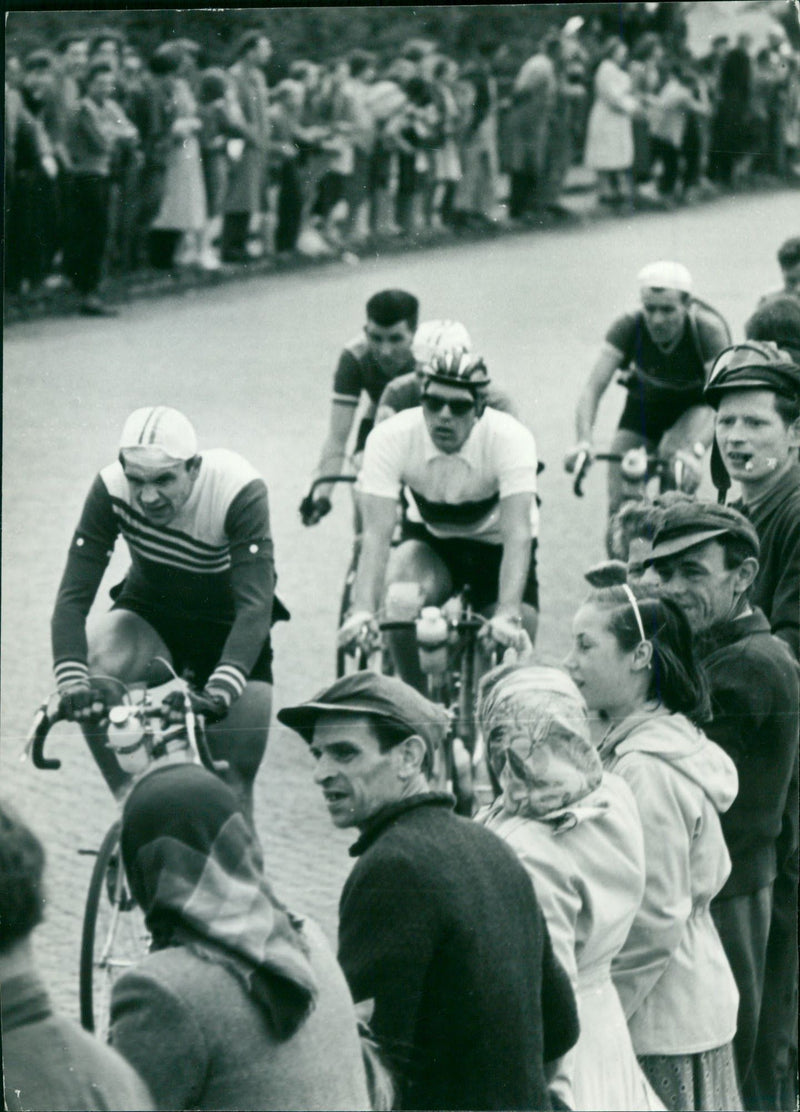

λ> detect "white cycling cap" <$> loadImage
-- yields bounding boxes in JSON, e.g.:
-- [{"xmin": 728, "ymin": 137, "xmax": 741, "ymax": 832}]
[
  {"xmin": 413, "ymin": 319, "xmax": 473, "ymax": 363},
  {"xmin": 119, "ymin": 406, "xmax": 198, "ymax": 465},
  {"xmin": 638, "ymin": 260, "xmax": 693, "ymax": 295}
]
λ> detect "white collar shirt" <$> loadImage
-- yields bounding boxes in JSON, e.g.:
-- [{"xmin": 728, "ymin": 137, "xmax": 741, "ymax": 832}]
[{"xmin": 358, "ymin": 406, "xmax": 539, "ymax": 543}]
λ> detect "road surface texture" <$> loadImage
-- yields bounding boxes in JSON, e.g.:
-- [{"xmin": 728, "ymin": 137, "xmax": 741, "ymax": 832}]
[{"xmin": 2, "ymin": 189, "xmax": 795, "ymax": 1019}]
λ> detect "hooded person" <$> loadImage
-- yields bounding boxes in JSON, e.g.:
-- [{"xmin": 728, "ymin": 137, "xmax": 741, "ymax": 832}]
[
  {"xmin": 108, "ymin": 763, "xmax": 370, "ymax": 1111},
  {"xmin": 476, "ymin": 662, "xmax": 663, "ymax": 1111},
  {"xmin": 565, "ymin": 585, "xmax": 743, "ymax": 1111}
]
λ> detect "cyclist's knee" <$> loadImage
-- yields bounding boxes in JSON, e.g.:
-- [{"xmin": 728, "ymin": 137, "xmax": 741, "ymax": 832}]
[
  {"xmin": 87, "ymin": 611, "xmax": 168, "ymax": 682},
  {"xmin": 207, "ymin": 682, "xmax": 271, "ymax": 782}
]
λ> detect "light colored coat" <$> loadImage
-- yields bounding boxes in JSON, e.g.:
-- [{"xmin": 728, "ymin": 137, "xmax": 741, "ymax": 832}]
[
  {"xmin": 584, "ymin": 58, "xmax": 638, "ymax": 171},
  {"xmin": 483, "ymin": 774, "xmax": 664, "ymax": 1111},
  {"xmin": 601, "ymin": 709, "xmax": 740, "ymax": 1056}
]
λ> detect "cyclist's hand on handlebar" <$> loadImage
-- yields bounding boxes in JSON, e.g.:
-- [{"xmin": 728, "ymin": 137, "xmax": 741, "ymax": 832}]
[
  {"xmin": 481, "ymin": 614, "xmax": 530, "ymax": 654},
  {"xmin": 58, "ymin": 683, "xmax": 110, "ymax": 726},
  {"xmin": 299, "ymin": 494, "xmax": 332, "ymax": 526},
  {"xmin": 337, "ymin": 610, "xmax": 379, "ymax": 651},
  {"xmin": 162, "ymin": 687, "xmax": 229, "ymax": 725},
  {"xmin": 564, "ymin": 441, "xmax": 593, "ymax": 474}
]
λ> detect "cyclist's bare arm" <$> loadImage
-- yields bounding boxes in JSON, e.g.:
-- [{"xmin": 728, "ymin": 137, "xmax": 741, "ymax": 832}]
[
  {"xmin": 313, "ymin": 399, "xmax": 359, "ymax": 502},
  {"xmin": 569, "ymin": 343, "xmax": 624, "ymax": 460},
  {"xmin": 350, "ymin": 493, "xmax": 398, "ymax": 615},
  {"xmin": 658, "ymin": 404, "xmax": 715, "ymax": 458},
  {"xmin": 496, "ymin": 493, "xmax": 534, "ymax": 618},
  {"xmin": 375, "ymin": 401, "xmax": 397, "ymax": 425}
]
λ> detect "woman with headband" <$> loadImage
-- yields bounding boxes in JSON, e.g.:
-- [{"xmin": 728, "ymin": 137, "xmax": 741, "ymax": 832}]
[
  {"xmin": 476, "ymin": 663, "xmax": 662, "ymax": 1111},
  {"xmin": 565, "ymin": 585, "xmax": 742, "ymax": 1111}
]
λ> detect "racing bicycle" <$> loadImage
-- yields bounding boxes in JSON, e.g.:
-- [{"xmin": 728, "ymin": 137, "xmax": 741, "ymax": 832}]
[
  {"xmin": 25, "ymin": 664, "xmax": 227, "ymax": 1038},
  {"xmin": 348, "ymin": 586, "xmax": 498, "ymax": 814}
]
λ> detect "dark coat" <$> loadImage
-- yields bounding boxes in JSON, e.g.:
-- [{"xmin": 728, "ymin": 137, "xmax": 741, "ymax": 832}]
[
  {"xmin": 338, "ymin": 792, "xmax": 579, "ymax": 1111},
  {"xmin": 697, "ymin": 609, "xmax": 799, "ymax": 898}
]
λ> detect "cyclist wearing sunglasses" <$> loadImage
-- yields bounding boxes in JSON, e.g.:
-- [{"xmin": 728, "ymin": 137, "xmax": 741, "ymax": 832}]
[
  {"xmin": 338, "ymin": 348, "xmax": 539, "ymax": 690},
  {"xmin": 564, "ymin": 260, "xmax": 731, "ymax": 515}
]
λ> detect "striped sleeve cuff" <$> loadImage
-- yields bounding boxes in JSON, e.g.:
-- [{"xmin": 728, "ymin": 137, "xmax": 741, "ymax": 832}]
[
  {"xmin": 54, "ymin": 660, "xmax": 90, "ymax": 692},
  {"xmin": 206, "ymin": 664, "xmax": 248, "ymax": 706}
]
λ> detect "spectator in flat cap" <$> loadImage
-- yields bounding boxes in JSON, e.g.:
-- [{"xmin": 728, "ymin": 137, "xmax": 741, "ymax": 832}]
[
  {"xmin": 704, "ymin": 340, "xmax": 800, "ymax": 1111},
  {"xmin": 644, "ymin": 499, "xmax": 799, "ymax": 1102},
  {"xmin": 0, "ymin": 800, "xmax": 152, "ymax": 1110},
  {"xmin": 705, "ymin": 341, "xmax": 800, "ymax": 656},
  {"xmin": 278, "ymin": 671, "xmax": 579, "ymax": 1111}
]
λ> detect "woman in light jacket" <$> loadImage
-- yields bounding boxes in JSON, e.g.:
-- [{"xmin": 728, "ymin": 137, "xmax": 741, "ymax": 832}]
[
  {"xmin": 477, "ymin": 663, "xmax": 663, "ymax": 1112},
  {"xmin": 584, "ymin": 38, "xmax": 640, "ymax": 207},
  {"xmin": 565, "ymin": 585, "xmax": 742, "ymax": 1111}
]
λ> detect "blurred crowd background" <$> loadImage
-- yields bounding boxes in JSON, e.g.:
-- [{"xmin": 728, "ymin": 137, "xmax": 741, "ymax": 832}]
[{"xmin": 5, "ymin": 2, "xmax": 800, "ymax": 312}]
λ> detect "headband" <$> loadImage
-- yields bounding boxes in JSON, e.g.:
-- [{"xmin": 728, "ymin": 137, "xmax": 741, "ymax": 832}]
[{"xmin": 622, "ymin": 583, "xmax": 647, "ymax": 642}]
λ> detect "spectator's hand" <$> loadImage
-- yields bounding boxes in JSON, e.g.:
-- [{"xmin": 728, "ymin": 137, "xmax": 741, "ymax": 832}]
[
  {"xmin": 564, "ymin": 440, "xmax": 592, "ymax": 473},
  {"xmin": 299, "ymin": 494, "xmax": 331, "ymax": 526},
  {"xmin": 41, "ymin": 155, "xmax": 59, "ymax": 179},
  {"xmin": 337, "ymin": 611, "xmax": 378, "ymax": 652},
  {"xmin": 162, "ymin": 687, "xmax": 228, "ymax": 725},
  {"xmin": 59, "ymin": 683, "xmax": 110, "ymax": 726}
]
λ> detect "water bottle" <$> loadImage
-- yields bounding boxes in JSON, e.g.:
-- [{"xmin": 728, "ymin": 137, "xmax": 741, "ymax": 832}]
[
  {"xmin": 107, "ymin": 705, "xmax": 150, "ymax": 776},
  {"xmin": 416, "ymin": 607, "xmax": 449, "ymax": 675},
  {"xmin": 621, "ymin": 446, "xmax": 648, "ymax": 482}
]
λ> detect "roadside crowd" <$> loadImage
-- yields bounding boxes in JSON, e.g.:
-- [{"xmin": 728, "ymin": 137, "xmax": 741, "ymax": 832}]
[
  {"xmin": 2, "ymin": 244, "xmax": 799, "ymax": 1112},
  {"xmin": 5, "ymin": 16, "xmax": 799, "ymax": 314}
]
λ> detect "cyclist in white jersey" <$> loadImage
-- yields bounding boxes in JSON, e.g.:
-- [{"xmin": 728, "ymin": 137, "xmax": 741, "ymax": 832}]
[{"xmin": 338, "ymin": 349, "xmax": 539, "ymax": 690}]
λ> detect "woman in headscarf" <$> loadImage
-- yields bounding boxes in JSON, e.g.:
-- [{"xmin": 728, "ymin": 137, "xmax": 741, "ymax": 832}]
[
  {"xmin": 108, "ymin": 764, "xmax": 370, "ymax": 1111},
  {"xmin": 476, "ymin": 663, "xmax": 663, "ymax": 1112},
  {"xmin": 565, "ymin": 585, "xmax": 742, "ymax": 1111}
]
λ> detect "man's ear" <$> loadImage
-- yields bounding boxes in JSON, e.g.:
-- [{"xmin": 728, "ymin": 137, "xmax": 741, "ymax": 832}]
[
  {"xmin": 735, "ymin": 555, "xmax": 759, "ymax": 596},
  {"xmin": 395, "ymin": 734, "xmax": 427, "ymax": 779}
]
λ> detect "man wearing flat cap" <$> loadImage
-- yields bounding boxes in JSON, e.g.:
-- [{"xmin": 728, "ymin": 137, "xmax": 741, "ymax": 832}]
[
  {"xmin": 704, "ymin": 340, "xmax": 800, "ymax": 1110},
  {"xmin": 565, "ymin": 260, "xmax": 731, "ymax": 515},
  {"xmin": 644, "ymin": 500, "xmax": 799, "ymax": 1105},
  {"xmin": 279, "ymin": 672, "xmax": 579, "ymax": 1111}
]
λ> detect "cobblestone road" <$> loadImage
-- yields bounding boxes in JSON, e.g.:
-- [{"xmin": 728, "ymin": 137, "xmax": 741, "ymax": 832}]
[{"xmin": 2, "ymin": 190, "xmax": 794, "ymax": 1019}]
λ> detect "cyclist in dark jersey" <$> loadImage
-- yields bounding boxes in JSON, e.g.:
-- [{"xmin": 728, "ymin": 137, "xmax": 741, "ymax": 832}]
[
  {"xmin": 564, "ymin": 261, "xmax": 731, "ymax": 514},
  {"xmin": 300, "ymin": 289, "xmax": 420, "ymax": 525}
]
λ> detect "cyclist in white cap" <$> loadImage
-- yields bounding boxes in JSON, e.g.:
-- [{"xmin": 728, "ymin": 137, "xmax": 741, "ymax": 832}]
[
  {"xmin": 565, "ymin": 260, "xmax": 731, "ymax": 515},
  {"xmin": 50, "ymin": 406, "xmax": 287, "ymax": 819}
]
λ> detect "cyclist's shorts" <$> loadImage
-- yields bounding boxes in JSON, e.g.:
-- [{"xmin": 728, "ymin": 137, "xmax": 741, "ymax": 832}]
[
  {"xmin": 618, "ymin": 384, "xmax": 705, "ymax": 443},
  {"xmin": 400, "ymin": 522, "xmax": 539, "ymax": 611},
  {"xmin": 109, "ymin": 586, "xmax": 274, "ymax": 686}
]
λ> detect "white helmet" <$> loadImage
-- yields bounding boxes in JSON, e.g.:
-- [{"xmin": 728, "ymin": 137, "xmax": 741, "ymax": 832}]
[{"xmin": 412, "ymin": 319, "xmax": 473, "ymax": 364}]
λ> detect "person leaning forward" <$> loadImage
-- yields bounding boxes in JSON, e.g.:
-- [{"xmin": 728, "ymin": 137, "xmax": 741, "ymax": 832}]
[{"xmin": 278, "ymin": 671, "xmax": 579, "ymax": 1111}]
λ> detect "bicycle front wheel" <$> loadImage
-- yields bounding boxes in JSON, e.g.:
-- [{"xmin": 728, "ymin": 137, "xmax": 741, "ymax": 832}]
[{"xmin": 79, "ymin": 820, "xmax": 149, "ymax": 1037}]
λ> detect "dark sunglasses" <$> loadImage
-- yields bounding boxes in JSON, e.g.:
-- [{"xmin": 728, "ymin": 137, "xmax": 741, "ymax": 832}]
[{"xmin": 422, "ymin": 395, "xmax": 476, "ymax": 417}]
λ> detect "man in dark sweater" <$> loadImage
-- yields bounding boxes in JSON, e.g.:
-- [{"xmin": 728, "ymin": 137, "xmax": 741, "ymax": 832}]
[
  {"xmin": 279, "ymin": 672, "xmax": 578, "ymax": 1111},
  {"xmin": 704, "ymin": 341, "xmax": 800, "ymax": 1110},
  {"xmin": 645, "ymin": 501, "xmax": 799, "ymax": 1108}
]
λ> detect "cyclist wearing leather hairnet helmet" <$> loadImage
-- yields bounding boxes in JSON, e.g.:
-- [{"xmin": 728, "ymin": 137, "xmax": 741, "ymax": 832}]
[
  {"xmin": 339, "ymin": 346, "xmax": 540, "ymax": 691},
  {"xmin": 377, "ymin": 324, "xmax": 519, "ymax": 422}
]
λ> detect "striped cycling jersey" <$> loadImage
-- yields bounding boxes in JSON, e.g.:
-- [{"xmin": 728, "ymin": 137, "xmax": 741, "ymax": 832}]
[{"xmin": 51, "ymin": 449, "xmax": 275, "ymax": 704}]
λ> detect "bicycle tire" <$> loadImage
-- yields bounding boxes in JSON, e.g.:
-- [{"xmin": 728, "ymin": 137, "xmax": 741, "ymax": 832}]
[{"xmin": 79, "ymin": 820, "xmax": 149, "ymax": 1037}]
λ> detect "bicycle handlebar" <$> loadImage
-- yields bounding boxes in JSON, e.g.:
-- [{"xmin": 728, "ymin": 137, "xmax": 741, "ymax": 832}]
[
  {"xmin": 306, "ymin": 474, "xmax": 358, "ymax": 499},
  {"xmin": 27, "ymin": 703, "xmax": 64, "ymax": 770}
]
